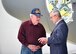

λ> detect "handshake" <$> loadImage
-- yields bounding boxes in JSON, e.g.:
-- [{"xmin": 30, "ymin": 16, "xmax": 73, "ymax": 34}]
[{"xmin": 38, "ymin": 37, "xmax": 48, "ymax": 45}]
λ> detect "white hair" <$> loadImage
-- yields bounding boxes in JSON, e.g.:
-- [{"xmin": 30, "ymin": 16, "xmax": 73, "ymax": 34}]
[{"xmin": 30, "ymin": 14, "xmax": 34, "ymax": 17}]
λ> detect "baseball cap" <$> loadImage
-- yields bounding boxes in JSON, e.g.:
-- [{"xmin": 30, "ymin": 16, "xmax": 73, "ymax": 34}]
[{"xmin": 31, "ymin": 8, "xmax": 43, "ymax": 17}]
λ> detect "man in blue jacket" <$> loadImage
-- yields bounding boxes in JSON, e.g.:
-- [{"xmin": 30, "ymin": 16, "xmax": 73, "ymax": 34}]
[{"xmin": 38, "ymin": 9, "xmax": 68, "ymax": 54}]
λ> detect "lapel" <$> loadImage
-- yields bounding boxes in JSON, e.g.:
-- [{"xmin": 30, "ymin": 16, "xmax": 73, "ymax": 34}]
[{"xmin": 51, "ymin": 19, "xmax": 64, "ymax": 35}]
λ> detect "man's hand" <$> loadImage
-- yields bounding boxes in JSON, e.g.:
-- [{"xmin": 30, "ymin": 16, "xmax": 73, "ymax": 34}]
[
  {"xmin": 27, "ymin": 45, "xmax": 40, "ymax": 52},
  {"xmin": 38, "ymin": 37, "xmax": 48, "ymax": 45}
]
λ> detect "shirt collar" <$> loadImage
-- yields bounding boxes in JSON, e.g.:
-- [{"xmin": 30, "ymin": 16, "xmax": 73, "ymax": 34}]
[{"xmin": 56, "ymin": 18, "xmax": 63, "ymax": 25}]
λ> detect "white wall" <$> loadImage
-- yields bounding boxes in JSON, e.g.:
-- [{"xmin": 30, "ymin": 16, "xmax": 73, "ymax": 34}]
[
  {"xmin": 0, "ymin": 0, "xmax": 76, "ymax": 54},
  {"xmin": 0, "ymin": 1, "xmax": 21, "ymax": 54}
]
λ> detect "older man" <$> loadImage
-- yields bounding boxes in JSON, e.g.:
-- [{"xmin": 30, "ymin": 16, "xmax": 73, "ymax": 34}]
[
  {"xmin": 18, "ymin": 8, "xmax": 46, "ymax": 54},
  {"xmin": 38, "ymin": 9, "xmax": 68, "ymax": 54}
]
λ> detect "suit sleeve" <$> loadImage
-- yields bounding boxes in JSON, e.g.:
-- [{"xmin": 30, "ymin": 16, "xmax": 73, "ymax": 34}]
[{"xmin": 48, "ymin": 24, "xmax": 68, "ymax": 45}]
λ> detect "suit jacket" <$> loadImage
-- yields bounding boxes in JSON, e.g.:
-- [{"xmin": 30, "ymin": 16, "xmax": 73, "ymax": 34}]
[{"xmin": 48, "ymin": 20, "xmax": 68, "ymax": 54}]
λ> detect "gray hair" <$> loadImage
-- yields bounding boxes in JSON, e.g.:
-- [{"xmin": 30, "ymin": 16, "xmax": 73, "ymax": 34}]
[{"xmin": 50, "ymin": 9, "xmax": 61, "ymax": 18}]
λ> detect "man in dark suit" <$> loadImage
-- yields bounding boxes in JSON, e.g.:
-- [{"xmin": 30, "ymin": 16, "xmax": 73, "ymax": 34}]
[{"xmin": 38, "ymin": 9, "xmax": 68, "ymax": 54}]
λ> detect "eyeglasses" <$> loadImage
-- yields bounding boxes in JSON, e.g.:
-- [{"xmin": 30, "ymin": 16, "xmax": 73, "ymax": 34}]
[
  {"xmin": 36, "ymin": 16, "xmax": 41, "ymax": 18},
  {"xmin": 50, "ymin": 15, "xmax": 56, "ymax": 19},
  {"xmin": 50, "ymin": 16, "xmax": 54, "ymax": 19}
]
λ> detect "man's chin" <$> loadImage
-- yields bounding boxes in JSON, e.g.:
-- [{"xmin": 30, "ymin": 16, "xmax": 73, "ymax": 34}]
[{"xmin": 34, "ymin": 23, "xmax": 38, "ymax": 25}]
